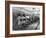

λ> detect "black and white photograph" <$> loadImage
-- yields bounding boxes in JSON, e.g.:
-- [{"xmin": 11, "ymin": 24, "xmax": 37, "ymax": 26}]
[{"xmin": 13, "ymin": 7, "xmax": 40, "ymax": 30}]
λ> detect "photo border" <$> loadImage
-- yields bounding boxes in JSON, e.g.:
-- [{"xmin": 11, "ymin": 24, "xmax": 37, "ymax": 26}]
[
  {"xmin": 10, "ymin": 4, "xmax": 42, "ymax": 34},
  {"xmin": 5, "ymin": 1, "xmax": 45, "ymax": 37}
]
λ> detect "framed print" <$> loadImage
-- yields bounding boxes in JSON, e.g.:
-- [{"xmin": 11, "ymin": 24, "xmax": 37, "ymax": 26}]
[{"xmin": 5, "ymin": 1, "xmax": 45, "ymax": 37}]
